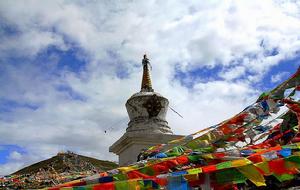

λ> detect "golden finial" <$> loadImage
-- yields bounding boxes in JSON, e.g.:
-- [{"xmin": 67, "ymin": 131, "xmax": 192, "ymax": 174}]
[{"xmin": 141, "ymin": 54, "xmax": 153, "ymax": 92}]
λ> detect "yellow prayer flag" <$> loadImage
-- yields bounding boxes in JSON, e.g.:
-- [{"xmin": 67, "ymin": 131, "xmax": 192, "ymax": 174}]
[
  {"xmin": 238, "ymin": 165, "xmax": 266, "ymax": 186},
  {"xmin": 119, "ymin": 166, "xmax": 135, "ymax": 173},
  {"xmin": 187, "ymin": 168, "xmax": 202, "ymax": 174},
  {"xmin": 201, "ymin": 133, "xmax": 216, "ymax": 141},
  {"xmin": 231, "ymin": 159, "xmax": 251, "ymax": 167},
  {"xmin": 255, "ymin": 162, "xmax": 272, "ymax": 176},
  {"xmin": 128, "ymin": 179, "xmax": 140, "ymax": 190},
  {"xmin": 294, "ymin": 152, "xmax": 300, "ymax": 156},
  {"xmin": 61, "ymin": 179, "xmax": 82, "ymax": 186},
  {"xmin": 202, "ymin": 153, "xmax": 214, "ymax": 159}
]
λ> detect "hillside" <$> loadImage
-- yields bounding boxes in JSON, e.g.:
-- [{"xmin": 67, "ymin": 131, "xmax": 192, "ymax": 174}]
[
  {"xmin": 1, "ymin": 151, "xmax": 118, "ymax": 189},
  {"xmin": 13, "ymin": 151, "xmax": 117, "ymax": 175}
]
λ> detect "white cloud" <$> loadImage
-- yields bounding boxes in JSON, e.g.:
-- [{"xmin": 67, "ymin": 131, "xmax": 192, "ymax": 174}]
[
  {"xmin": 0, "ymin": 162, "xmax": 24, "ymax": 176},
  {"xmin": 0, "ymin": 0, "xmax": 300, "ymax": 174},
  {"xmin": 8, "ymin": 151, "xmax": 22, "ymax": 160},
  {"xmin": 219, "ymin": 66, "xmax": 246, "ymax": 81},
  {"xmin": 271, "ymin": 71, "xmax": 290, "ymax": 83}
]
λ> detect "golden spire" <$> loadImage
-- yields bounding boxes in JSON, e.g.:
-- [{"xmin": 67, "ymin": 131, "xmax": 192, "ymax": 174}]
[{"xmin": 141, "ymin": 54, "xmax": 153, "ymax": 92}]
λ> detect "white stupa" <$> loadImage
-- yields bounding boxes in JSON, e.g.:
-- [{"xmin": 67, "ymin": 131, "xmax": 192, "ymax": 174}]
[{"xmin": 109, "ymin": 55, "xmax": 183, "ymax": 166}]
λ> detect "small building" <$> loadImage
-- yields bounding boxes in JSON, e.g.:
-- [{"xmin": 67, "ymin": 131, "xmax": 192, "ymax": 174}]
[{"xmin": 109, "ymin": 55, "xmax": 183, "ymax": 166}]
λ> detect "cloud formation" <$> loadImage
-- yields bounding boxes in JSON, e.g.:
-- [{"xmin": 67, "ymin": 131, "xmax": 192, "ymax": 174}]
[{"xmin": 0, "ymin": 0, "xmax": 300, "ymax": 174}]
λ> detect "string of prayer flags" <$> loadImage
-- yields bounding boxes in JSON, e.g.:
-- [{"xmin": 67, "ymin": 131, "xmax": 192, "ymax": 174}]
[{"xmin": 44, "ymin": 68, "xmax": 300, "ymax": 189}]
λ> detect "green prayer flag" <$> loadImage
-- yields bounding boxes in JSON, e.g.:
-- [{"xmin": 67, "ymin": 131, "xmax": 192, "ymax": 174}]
[
  {"xmin": 74, "ymin": 185, "xmax": 93, "ymax": 190},
  {"xmin": 257, "ymin": 92, "xmax": 269, "ymax": 102},
  {"xmin": 115, "ymin": 180, "xmax": 129, "ymax": 190},
  {"xmin": 286, "ymin": 156, "xmax": 300, "ymax": 164},
  {"xmin": 113, "ymin": 173, "xmax": 127, "ymax": 181},
  {"xmin": 216, "ymin": 161, "xmax": 232, "ymax": 170},
  {"xmin": 282, "ymin": 144, "xmax": 298, "ymax": 150},
  {"xmin": 138, "ymin": 180, "xmax": 147, "ymax": 190},
  {"xmin": 215, "ymin": 168, "xmax": 246, "ymax": 184},
  {"xmin": 188, "ymin": 155, "xmax": 200, "ymax": 162},
  {"xmin": 195, "ymin": 147, "xmax": 214, "ymax": 153},
  {"xmin": 186, "ymin": 140, "xmax": 200, "ymax": 149},
  {"xmin": 139, "ymin": 166, "xmax": 155, "ymax": 176},
  {"xmin": 274, "ymin": 174, "xmax": 294, "ymax": 182},
  {"xmin": 166, "ymin": 146, "xmax": 186, "ymax": 157}
]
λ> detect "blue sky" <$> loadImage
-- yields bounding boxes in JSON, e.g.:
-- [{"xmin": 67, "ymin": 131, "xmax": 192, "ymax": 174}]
[
  {"xmin": 0, "ymin": 145, "xmax": 26, "ymax": 165},
  {"xmin": 1, "ymin": 0, "xmax": 300, "ymax": 175}
]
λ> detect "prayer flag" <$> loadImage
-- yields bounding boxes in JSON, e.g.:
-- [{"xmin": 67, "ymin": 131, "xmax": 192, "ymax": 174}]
[
  {"xmin": 238, "ymin": 165, "xmax": 266, "ymax": 186},
  {"xmin": 187, "ymin": 168, "xmax": 202, "ymax": 174},
  {"xmin": 216, "ymin": 161, "xmax": 232, "ymax": 170},
  {"xmin": 215, "ymin": 169, "xmax": 246, "ymax": 184}
]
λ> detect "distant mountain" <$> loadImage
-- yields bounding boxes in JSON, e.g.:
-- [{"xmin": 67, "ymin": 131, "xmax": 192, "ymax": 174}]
[
  {"xmin": 13, "ymin": 151, "xmax": 118, "ymax": 175},
  {"xmin": 1, "ymin": 151, "xmax": 118, "ymax": 189}
]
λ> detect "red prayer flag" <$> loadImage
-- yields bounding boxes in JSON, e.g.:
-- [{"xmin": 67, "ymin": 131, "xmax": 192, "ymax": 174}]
[
  {"xmin": 163, "ymin": 159, "xmax": 179, "ymax": 169},
  {"xmin": 152, "ymin": 163, "xmax": 169, "ymax": 174},
  {"xmin": 176, "ymin": 156, "xmax": 189, "ymax": 165},
  {"xmin": 127, "ymin": 170, "xmax": 151, "ymax": 179},
  {"xmin": 269, "ymin": 159, "xmax": 287, "ymax": 175},
  {"xmin": 214, "ymin": 152, "xmax": 225, "ymax": 159},
  {"xmin": 220, "ymin": 124, "xmax": 232, "ymax": 135},
  {"xmin": 248, "ymin": 155, "xmax": 264, "ymax": 163},
  {"xmin": 202, "ymin": 165, "xmax": 217, "ymax": 173},
  {"xmin": 48, "ymin": 188, "xmax": 60, "ymax": 190}
]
